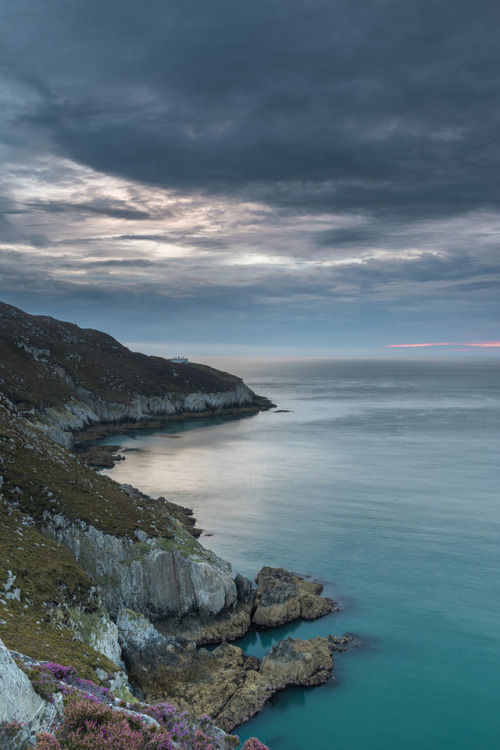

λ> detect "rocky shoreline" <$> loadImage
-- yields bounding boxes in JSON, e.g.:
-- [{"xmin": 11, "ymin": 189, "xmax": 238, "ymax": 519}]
[
  {"xmin": 114, "ymin": 565, "xmax": 351, "ymax": 731},
  {"xmin": 75, "ymin": 397, "xmax": 275, "ymax": 469},
  {"xmin": 0, "ymin": 302, "xmax": 357, "ymax": 746}
]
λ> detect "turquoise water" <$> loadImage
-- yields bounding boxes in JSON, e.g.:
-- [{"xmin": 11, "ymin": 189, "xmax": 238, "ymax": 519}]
[{"xmin": 100, "ymin": 358, "xmax": 500, "ymax": 750}]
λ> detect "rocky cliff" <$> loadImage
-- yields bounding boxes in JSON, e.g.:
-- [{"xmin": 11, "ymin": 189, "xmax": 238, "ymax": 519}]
[
  {"xmin": 0, "ymin": 397, "xmax": 252, "ymax": 659},
  {"xmin": 0, "ymin": 640, "xmax": 63, "ymax": 746}
]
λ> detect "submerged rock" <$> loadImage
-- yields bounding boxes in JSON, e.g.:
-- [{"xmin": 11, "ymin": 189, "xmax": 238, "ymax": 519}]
[{"xmin": 252, "ymin": 566, "xmax": 337, "ymax": 628}]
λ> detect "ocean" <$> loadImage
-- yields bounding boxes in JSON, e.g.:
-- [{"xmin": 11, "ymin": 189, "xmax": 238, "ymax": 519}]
[{"xmin": 99, "ymin": 358, "xmax": 500, "ymax": 750}]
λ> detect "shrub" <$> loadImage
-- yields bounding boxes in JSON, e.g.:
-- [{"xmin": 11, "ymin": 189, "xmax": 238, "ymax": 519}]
[
  {"xmin": 25, "ymin": 666, "xmax": 60, "ymax": 703},
  {"xmin": 242, "ymin": 739, "xmax": 270, "ymax": 750},
  {"xmin": 35, "ymin": 697, "xmax": 176, "ymax": 750},
  {"xmin": 43, "ymin": 663, "xmax": 77, "ymax": 681},
  {"xmin": 34, "ymin": 733, "xmax": 63, "ymax": 750}
]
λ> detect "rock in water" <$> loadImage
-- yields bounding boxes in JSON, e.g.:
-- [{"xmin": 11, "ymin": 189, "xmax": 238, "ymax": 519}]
[
  {"xmin": 252, "ymin": 566, "xmax": 337, "ymax": 627},
  {"xmin": 260, "ymin": 636, "xmax": 334, "ymax": 688}
]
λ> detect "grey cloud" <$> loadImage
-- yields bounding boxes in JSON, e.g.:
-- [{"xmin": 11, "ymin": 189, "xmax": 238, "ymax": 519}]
[
  {"xmin": 68, "ymin": 258, "xmax": 161, "ymax": 268},
  {"xmin": 2, "ymin": 0, "xmax": 500, "ymax": 221},
  {"xmin": 27, "ymin": 200, "xmax": 152, "ymax": 221},
  {"xmin": 1, "ymin": 0, "xmax": 500, "ymax": 350}
]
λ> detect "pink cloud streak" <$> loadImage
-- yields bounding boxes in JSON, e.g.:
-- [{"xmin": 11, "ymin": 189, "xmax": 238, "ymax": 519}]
[
  {"xmin": 386, "ymin": 341, "xmax": 500, "ymax": 348},
  {"xmin": 463, "ymin": 341, "xmax": 500, "ymax": 348},
  {"xmin": 386, "ymin": 342, "xmax": 456, "ymax": 348}
]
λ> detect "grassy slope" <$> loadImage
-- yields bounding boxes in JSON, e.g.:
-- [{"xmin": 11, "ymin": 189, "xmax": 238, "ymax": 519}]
[
  {"xmin": 0, "ymin": 497, "xmax": 117, "ymax": 680},
  {"xmin": 0, "ymin": 401, "xmax": 178, "ymax": 539}
]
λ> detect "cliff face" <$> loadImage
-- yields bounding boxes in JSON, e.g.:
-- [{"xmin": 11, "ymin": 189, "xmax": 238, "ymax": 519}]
[
  {"xmin": 0, "ymin": 301, "xmax": 272, "ymax": 446},
  {"xmin": 0, "ymin": 640, "xmax": 63, "ymax": 746},
  {"xmin": 43, "ymin": 512, "xmax": 245, "ymax": 629},
  {"xmin": 0, "ymin": 397, "xmax": 251, "ymax": 666},
  {"xmin": 41, "ymin": 384, "xmax": 260, "ymax": 446}
]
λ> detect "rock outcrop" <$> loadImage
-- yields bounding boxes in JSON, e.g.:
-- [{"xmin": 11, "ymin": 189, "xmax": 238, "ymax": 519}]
[
  {"xmin": 0, "ymin": 639, "xmax": 63, "ymax": 746},
  {"xmin": 252, "ymin": 566, "xmax": 338, "ymax": 628},
  {"xmin": 43, "ymin": 512, "xmax": 251, "ymax": 643},
  {"xmin": 116, "ymin": 609, "xmax": 342, "ymax": 732},
  {"xmin": 260, "ymin": 636, "xmax": 334, "ymax": 687}
]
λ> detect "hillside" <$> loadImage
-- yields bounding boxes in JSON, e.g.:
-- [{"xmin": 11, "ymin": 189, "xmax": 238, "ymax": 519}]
[{"xmin": 0, "ymin": 301, "xmax": 272, "ymax": 445}]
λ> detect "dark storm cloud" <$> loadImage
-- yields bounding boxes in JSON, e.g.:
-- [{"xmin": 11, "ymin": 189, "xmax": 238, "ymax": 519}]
[
  {"xmin": 1, "ymin": 0, "xmax": 499, "ymax": 353},
  {"xmin": 2, "ymin": 0, "xmax": 500, "ymax": 220}
]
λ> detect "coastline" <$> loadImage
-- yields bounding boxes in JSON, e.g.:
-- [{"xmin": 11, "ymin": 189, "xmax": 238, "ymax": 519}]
[
  {"xmin": 73, "ymin": 396, "xmax": 275, "ymax": 449},
  {"xmin": 0, "ymin": 304, "xmax": 351, "ymax": 743}
]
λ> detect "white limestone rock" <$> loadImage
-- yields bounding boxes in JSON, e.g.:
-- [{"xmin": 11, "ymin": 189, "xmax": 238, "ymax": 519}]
[
  {"xmin": 42, "ymin": 514, "xmax": 239, "ymax": 628},
  {"xmin": 0, "ymin": 638, "xmax": 63, "ymax": 745}
]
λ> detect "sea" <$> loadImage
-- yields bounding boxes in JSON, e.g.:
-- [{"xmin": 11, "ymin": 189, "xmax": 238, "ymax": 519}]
[{"xmin": 99, "ymin": 358, "xmax": 500, "ymax": 750}]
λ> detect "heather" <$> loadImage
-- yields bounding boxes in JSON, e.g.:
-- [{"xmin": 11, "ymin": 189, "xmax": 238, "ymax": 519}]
[
  {"xmin": 32, "ymin": 696, "xmax": 268, "ymax": 750},
  {"xmin": 12, "ymin": 660, "xmax": 269, "ymax": 750}
]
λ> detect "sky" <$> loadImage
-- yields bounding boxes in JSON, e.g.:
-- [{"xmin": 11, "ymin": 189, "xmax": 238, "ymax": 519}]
[{"xmin": 0, "ymin": 0, "xmax": 499, "ymax": 357}]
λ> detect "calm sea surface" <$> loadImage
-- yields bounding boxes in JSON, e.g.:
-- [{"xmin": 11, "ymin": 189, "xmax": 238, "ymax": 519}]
[{"xmin": 100, "ymin": 358, "xmax": 500, "ymax": 750}]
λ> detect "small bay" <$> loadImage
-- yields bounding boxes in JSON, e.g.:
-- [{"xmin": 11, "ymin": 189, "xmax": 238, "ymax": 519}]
[{"xmin": 99, "ymin": 358, "xmax": 500, "ymax": 750}]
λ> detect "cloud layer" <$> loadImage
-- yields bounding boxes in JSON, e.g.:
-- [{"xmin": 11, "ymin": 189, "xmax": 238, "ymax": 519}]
[{"xmin": 0, "ymin": 0, "xmax": 499, "ymax": 353}]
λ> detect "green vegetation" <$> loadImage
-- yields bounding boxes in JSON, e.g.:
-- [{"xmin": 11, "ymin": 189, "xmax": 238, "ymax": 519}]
[
  {"xmin": 154, "ymin": 533, "xmax": 211, "ymax": 563},
  {"xmin": 0, "ymin": 498, "xmax": 116, "ymax": 680},
  {"xmin": 0, "ymin": 402, "xmax": 177, "ymax": 539}
]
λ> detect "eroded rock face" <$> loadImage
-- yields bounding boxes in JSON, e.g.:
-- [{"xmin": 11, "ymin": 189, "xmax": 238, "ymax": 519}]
[
  {"xmin": 252, "ymin": 567, "xmax": 337, "ymax": 628},
  {"xmin": 0, "ymin": 638, "xmax": 63, "ymax": 744}
]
